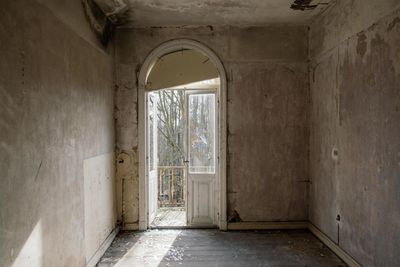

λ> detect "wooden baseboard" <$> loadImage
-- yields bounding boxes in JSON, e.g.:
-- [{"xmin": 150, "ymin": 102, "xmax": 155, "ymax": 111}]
[
  {"xmin": 308, "ymin": 223, "xmax": 361, "ymax": 267},
  {"xmin": 227, "ymin": 221, "xmax": 308, "ymax": 230},
  {"xmin": 86, "ymin": 226, "xmax": 120, "ymax": 267}
]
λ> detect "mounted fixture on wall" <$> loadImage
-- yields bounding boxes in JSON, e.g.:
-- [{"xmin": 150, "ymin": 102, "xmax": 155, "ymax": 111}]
[{"xmin": 82, "ymin": 0, "xmax": 128, "ymax": 46}]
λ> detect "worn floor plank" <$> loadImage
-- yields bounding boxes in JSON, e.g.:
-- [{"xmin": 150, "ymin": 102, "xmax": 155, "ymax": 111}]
[{"xmin": 97, "ymin": 230, "xmax": 347, "ymax": 267}]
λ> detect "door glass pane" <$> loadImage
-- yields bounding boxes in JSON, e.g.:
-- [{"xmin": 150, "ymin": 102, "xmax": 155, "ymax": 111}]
[{"xmin": 188, "ymin": 94, "xmax": 215, "ymax": 174}]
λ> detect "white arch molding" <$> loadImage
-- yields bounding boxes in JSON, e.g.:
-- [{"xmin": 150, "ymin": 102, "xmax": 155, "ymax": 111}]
[{"xmin": 137, "ymin": 39, "xmax": 227, "ymax": 230}]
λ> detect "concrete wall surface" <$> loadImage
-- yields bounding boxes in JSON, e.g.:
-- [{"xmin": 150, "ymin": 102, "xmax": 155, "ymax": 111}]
[
  {"xmin": 0, "ymin": 0, "xmax": 116, "ymax": 266},
  {"xmin": 114, "ymin": 25, "xmax": 310, "ymax": 226},
  {"xmin": 309, "ymin": 1, "xmax": 400, "ymax": 266}
]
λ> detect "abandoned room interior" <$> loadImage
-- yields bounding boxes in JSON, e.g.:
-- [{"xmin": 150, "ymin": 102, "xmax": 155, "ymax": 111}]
[{"xmin": 1, "ymin": 0, "xmax": 400, "ymax": 266}]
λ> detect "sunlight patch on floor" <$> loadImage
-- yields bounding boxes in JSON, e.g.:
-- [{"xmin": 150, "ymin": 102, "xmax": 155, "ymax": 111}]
[{"xmin": 114, "ymin": 230, "xmax": 182, "ymax": 267}]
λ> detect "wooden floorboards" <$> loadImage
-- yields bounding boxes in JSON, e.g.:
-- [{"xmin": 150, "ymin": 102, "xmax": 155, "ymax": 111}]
[{"xmin": 97, "ymin": 229, "xmax": 347, "ymax": 267}]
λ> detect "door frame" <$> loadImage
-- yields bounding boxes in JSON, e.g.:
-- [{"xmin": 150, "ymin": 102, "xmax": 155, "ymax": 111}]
[{"xmin": 138, "ymin": 39, "xmax": 227, "ymax": 230}]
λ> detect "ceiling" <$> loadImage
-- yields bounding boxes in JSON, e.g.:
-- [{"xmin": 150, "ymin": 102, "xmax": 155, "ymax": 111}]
[{"xmin": 117, "ymin": 0, "xmax": 333, "ymax": 27}]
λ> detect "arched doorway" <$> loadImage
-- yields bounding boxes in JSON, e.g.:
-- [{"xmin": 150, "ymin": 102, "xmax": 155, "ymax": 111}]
[{"xmin": 138, "ymin": 39, "xmax": 227, "ymax": 230}]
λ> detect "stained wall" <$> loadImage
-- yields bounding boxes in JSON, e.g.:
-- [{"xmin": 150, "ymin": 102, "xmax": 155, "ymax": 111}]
[
  {"xmin": 0, "ymin": 0, "xmax": 116, "ymax": 266},
  {"xmin": 114, "ymin": 25, "xmax": 310, "ymax": 227},
  {"xmin": 309, "ymin": 1, "xmax": 400, "ymax": 266}
]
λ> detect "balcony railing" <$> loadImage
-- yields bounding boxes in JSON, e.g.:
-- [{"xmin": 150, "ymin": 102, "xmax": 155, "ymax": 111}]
[{"xmin": 158, "ymin": 166, "xmax": 186, "ymax": 207}]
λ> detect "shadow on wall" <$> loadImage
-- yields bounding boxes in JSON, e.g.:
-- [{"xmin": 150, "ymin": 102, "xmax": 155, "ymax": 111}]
[
  {"xmin": 1, "ymin": 154, "xmax": 116, "ymax": 267},
  {"xmin": 6, "ymin": 220, "xmax": 44, "ymax": 266},
  {"xmin": 0, "ymin": 0, "xmax": 116, "ymax": 266},
  {"xmin": 0, "ymin": 152, "xmax": 85, "ymax": 267}
]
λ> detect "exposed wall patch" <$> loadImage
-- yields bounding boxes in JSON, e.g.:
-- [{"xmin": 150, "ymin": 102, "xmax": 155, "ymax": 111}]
[
  {"xmin": 228, "ymin": 210, "xmax": 243, "ymax": 223},
  {"xmin": 291, "ymin": 0, "xmax": 318, "ymax": 11}
]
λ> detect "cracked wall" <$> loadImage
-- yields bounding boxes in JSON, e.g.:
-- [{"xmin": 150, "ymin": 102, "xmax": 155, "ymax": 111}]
[
  {"xmin": 115, "ymin": 25, "xmax": 310, "ymax": 227},
  {"xmin": 309, "ymin": 1, "xmax": 400, "ymax": 266}
]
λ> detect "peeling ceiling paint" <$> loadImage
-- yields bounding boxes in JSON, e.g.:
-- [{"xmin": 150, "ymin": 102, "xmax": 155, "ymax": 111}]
[
  {"xmin": 118, "ymin": 0, "xmax": 333, "ymax": 27},
  {"xmin": 93, "ymin": 0, "xmax": 128, "ymax": 22}
]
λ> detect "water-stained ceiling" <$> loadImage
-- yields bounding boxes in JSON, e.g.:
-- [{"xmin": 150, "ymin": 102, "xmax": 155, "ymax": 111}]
[{"xmin": 117, "ymin": 0, "xmax": 333, "ymax": 27}]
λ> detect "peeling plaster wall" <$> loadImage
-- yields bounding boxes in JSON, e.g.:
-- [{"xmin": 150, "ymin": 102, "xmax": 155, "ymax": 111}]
[
  {"xmin": 0, "ymin": 0, "xmax": 115, "ymax": 266},
  {"xmin": 309, "ymin": 1, "xmax": 400, "ymax": 266},
  {"xmin": 115, "ymin": 25, "xmax": 309, "ymax": 227}
]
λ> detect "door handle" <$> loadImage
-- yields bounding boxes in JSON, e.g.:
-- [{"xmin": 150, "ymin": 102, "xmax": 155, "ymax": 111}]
[{"xmin": 183, "ymin": 160, "xmax": 189, "ymax": 163}]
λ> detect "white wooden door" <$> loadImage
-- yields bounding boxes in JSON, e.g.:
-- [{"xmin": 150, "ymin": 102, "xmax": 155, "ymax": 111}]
[
  {"xmin": 185, "ymin": 92, "xmax": 217, "ymax": 226},
  {"xmin": 148, "ymin": 93, "xmax": 158, "ymax": 223}
]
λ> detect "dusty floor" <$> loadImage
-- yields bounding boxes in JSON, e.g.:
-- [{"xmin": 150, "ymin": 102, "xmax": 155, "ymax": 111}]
[
  {"xmin": 97, "ymin": 230, "xmax": 347, "ymax": 267},
  {"xmin": 151, "ymin": 208, "xmax": 186, "ymax": 227}
]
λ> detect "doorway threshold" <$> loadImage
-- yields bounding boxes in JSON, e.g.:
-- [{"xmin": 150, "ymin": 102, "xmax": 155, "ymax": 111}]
[
  {"xmin": 150, "ymin": 207, "xmax": 186, "ymax": 228},
  {"xmin": 149, "ymin": 207, "xmax": 218, "ymax": 229},
  {"xmin": 149, "ymin": 225, "xmax": 218, "ymax": 230}
]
